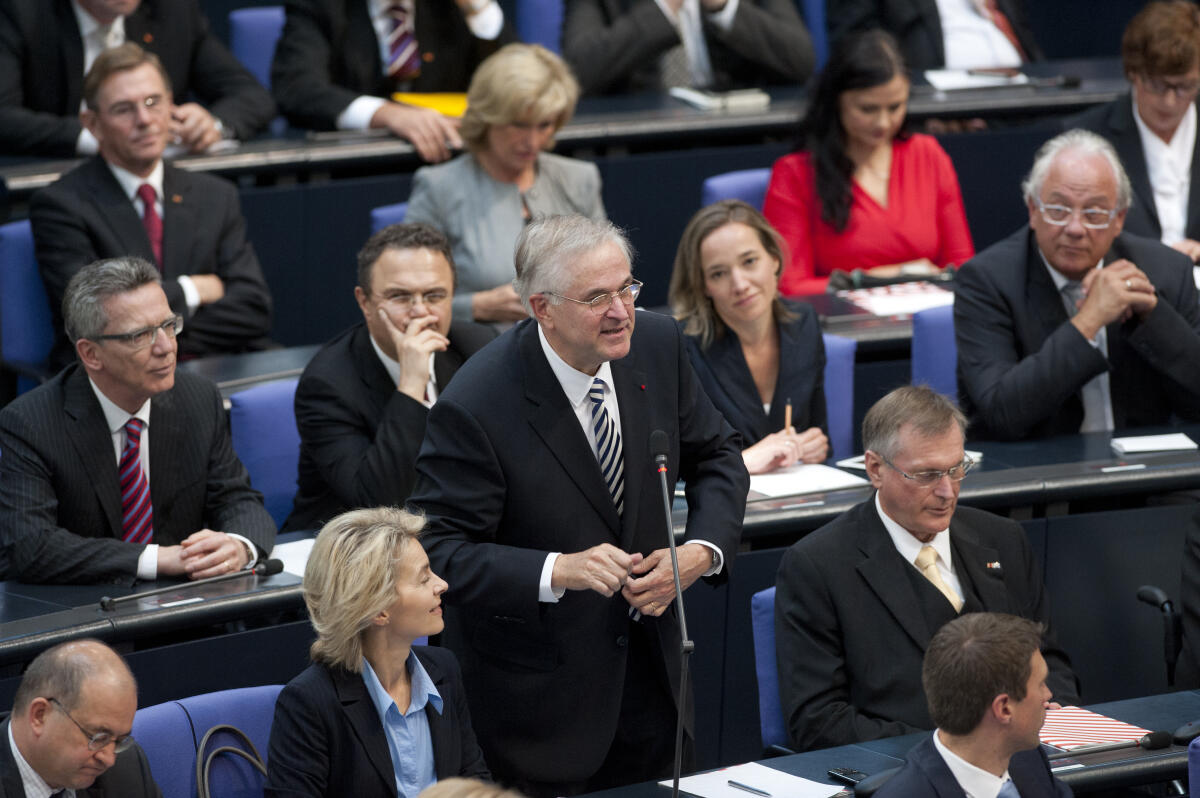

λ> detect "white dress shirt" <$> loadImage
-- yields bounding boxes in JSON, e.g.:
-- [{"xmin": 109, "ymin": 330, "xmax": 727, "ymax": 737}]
[
  {"xmin": 933, "ymin": 729, "xmax": 1015, "ymax": 798},
  {"xmin": 369, "ymin": 334, "xmax": 439, "ymax": 407},
  {"xmin": 935, "ymin": 0, "xmax": 1022, "ymax": 70},
  {"xmin": 9, "ymin": 722, "xmax": 72, "ymax": 798},
  {"xmin": 71, "ymin": 0, "xmax": 125, "ymax": 155},
  {"xmin": 876, "ymin": 492, "xmax": 964, "ymax": 602},
  {"xmin": 1132, "ymin": 94, "xmax": 1197, "ymax": 247},
  {"xmin": 650, "ymin": 0, "xmax": 739, "ymax": 88}
]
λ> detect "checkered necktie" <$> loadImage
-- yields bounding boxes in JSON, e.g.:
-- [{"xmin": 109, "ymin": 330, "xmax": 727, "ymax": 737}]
[
  {"xmin": 589, "ymin": 378, "xmax": 624, "ymax": 515},
  {"xmin": 120, "ymin": 418, "xmax": 154, "ymax": 543},
  {"xmin": 385, "ymin": 1, "xmax": 421, "ymax": 81}
]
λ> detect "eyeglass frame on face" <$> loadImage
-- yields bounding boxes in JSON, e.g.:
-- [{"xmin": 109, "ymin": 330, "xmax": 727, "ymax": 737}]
[
  {"xmin": 100, "ymin": 93, "xmax": 169, "ymax": 122},
  {"xmin": 89, "ymin": 314, "xmax": 183, "ymax": 351},
  {"xmin": 542, "ymin": 279, "xmax": 643, "ymax": 314},
  {"xmin": 1136, "ymin": 74, "xmax": 1200, "ymax": 99},
  {"xmin": 879, "ymin": 454, "xmax": 975, "ymax": 487},
  {"xmin": 47, "ymin": 697, "xmax": 135, "ymax": 753},
  {"xmin": 1033, "ymin": 198, "xmax": 1119, "ymax": 230},
  {"xmin": 369, "ymin": 288, "xmax": 451, "ymax": 311}
]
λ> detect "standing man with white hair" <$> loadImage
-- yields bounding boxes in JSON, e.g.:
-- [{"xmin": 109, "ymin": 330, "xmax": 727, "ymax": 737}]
[{"xmin": 954, "ymin": 128, "xmax": 1200, "ymax": 441}]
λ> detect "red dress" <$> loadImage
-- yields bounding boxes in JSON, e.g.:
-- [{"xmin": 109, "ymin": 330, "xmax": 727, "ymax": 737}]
[{"xmin": 763, "ymin": 133, "xmax": 975, "ymax": 296}]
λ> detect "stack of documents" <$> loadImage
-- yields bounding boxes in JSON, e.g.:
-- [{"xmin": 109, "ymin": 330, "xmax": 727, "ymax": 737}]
[
  {"xmin": 1110, "ymin": 433, "xmax": 1197, "ymax": 455},
  {"xmin": 659, "ymin": 761, "xmax": 843, "ymax": 798},
  {"xmin": 1040, "ymin": 706, "xmax": 1150, "ymax": 750},
  {"xmin": 749, "ymin": 463, "xmax": 868, "ymax": 498}
]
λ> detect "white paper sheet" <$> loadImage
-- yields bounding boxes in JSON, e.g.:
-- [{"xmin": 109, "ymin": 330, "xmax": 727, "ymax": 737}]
[
  {"xmin": 1110, "ymin": 433, "xmax": 1197, "ymax": 454},
  {"xmin": 924, "ymin": 69, "xmax": 1030, "ymax": 90},
  {"xmin": 837, "ymin": 283, "xmax": 954, "ymax": 317},
  {"xmin": 749, "ymin": 463, "xmax": 868, "ymax": 498},
  {"xmin": 658, "ymin": 761, "xmax": 842, "ymax": 798},
  {"xmin": 270, "ymin": 537, "xmax": 315, "ymax": 576}
]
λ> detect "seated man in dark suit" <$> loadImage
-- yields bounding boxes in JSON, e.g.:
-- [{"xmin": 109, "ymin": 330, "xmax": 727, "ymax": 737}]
[
  {"xmin": 1070, "ymin": 1, "xmax": 1200, "ymax": 262},
  {"xmin": 4, "ymin": 639, "xmax": 161, "ymax": 797},
  {"xmin": 0, "ymin": 257, "xmax": 276, "ymax": 584},
  {"xmin": 561, "ymin": 0, "xmax": 814, "ymax": 96},
  {"xmin": 0, "ymin": 0, "xmax": 275, "ymax": 157},
  {"xmin": 31, "ymin": 43, "xmax": 274, "ymax": 371},
  {"xmin": 271, "ymin": 0, "xmax": 515, "ymax": 162},
  {"xmin": 875, "ymin": 613, "xmax": 1070, "ymax": 798},
  {"xmin": 775, "ymin": 386, "xmax": 1077, "ymax": 751},
  {"xmin": 955, "ymin": 128, "xmax": 1200, "ymax": 441},
  {"xmin": 284, "ymin": 222, "xmax": 495, "ymax": 532}
]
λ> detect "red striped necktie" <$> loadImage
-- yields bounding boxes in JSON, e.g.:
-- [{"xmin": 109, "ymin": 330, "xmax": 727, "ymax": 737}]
[
  {"xmin": 385, "ymin": 1, "xmax": 421, "ymax": 81},
  {"xmin": 120, "ymin": 418, "xmax": 154, "ymax": 544}
]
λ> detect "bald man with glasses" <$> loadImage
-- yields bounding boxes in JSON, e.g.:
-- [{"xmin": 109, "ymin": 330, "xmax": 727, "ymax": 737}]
[{"xmin": 0, "ymin": 257, "xmax": 275, "ymax": 585}]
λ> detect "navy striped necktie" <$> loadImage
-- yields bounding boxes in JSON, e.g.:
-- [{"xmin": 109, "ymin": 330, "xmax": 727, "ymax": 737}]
[{"xmin": 589, "ymin": 378, "xmax": 624, "ymax": 515}]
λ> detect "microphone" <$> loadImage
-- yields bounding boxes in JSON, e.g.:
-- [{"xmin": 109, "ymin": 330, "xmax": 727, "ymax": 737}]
[
  {"xmin": 99, "ymin": 558, "xmax": 284, "ymax": 611},
  {"xmin": 1047, "ymin": 731, "xmax": 1172, "ymax": 760},
  {"xmin": 650, "ymin": 429, "xmax": 670, "ymax": 468}
]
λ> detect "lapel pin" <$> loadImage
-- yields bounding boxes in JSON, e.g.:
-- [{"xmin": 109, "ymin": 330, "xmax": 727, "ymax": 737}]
[
  {"xmin": 640, "ymin": 384, "xmax": 646, "ymax": 391},
  {"xmin": 142, "ymin": 33, "xmax": 153, "ymax": 43},
  {"xmin": 171, "ymin": 194, "xmax": 182, "ymax": 204},
  {"xmin": 986, "ymin": 561, "xmax": 1002, "ymax": 570}
]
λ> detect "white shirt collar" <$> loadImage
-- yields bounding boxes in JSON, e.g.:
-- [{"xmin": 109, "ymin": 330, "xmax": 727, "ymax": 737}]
[
  {"xmin": 71, "ymin": 0, "xmax": 125, "ymax": 45},
  {"xmin": 1132, "ymin": 92, "xmax": 1197, "ymax": 160},
  {"xmin": 88, "ymin": 376, "xmax": 152, "ymax": 434},
  {"xmin": 367, "ymin": 333, "xmax": 438, "ymax": 407},
  {"xmin": 106, "ymin": 159, "xmax": 164, "ymax": 204},
  {"xmin": 1038, "ymin": 247, "xmax": 1103, "ymax": 294},
  {"xmin": 536, "ymin": 323, "xmax": 616, "ymax": 407},
  {"xmin": 875, "ymin": 491, "xmax": 953, "ymax": 571},
  {"xmin": 933, "ymin": 729, "xmax": 1013, "ymax": 798},
  {"xmin": 9, "ymin": 721, "xmax": 73, "ymax": 798}
]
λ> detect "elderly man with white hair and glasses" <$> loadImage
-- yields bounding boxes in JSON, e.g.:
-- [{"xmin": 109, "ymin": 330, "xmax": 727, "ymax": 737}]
[{"xmin": 954, "ymin": 127, "xmax": 1200, "ymax": 441}]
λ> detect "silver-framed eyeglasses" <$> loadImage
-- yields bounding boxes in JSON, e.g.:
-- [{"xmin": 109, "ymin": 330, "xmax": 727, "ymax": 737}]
[
  {"xmin": 1139, "ymin": 76, "xmax": 1200, "ymax": 99},
  {"xmin": 48, "ymin": 697, "xmax": 135, "ymax": 753},
  {"xmin": 1034, "ymin": 199, "xmax": 1119, "ymax": 230},
  {"xmin": 91, "ymin": 314, "xmax": 183, "ymax": 351},
  {"xmin": 881, "ymin": 455, "xmax": 975, "ymax": 486},
  {"xmin": 544, "ymin": 279, "xmax": 642, "ymax": 314},
  {"xmin": 103, "ymin": 93, "xmax": 168, "ymax": 121},
  {"xmin": 372, "ymin": 289, "xmax": 450, "ymax": 310}
]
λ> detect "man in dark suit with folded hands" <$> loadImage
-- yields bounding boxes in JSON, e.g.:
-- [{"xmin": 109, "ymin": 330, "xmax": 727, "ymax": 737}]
[
  {"xmin": 0, "ymin": 257, "xmax": 275, "ymax": 585},
  {"xmin": 410, "ymin": 214, "xmax": 748, "ymax": 797},
  {"xmin": 775, "ymin": 386, "xmax": 1078, "ymax": 751},
  {"xmin": 874, "ymin": 612, "xmax": 1071, "ymax": 798}
]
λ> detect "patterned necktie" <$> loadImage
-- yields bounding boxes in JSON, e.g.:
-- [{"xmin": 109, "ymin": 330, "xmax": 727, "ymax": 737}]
[
  {"xmin": 1062, "ymin": 281, "xmax": 1085, "ymax": 317},
  {"xmin": 980, "ymin": 0, "xmax": 1027, "ymax": 60},
  {"xmin": 120, "ymin": 418, "xmax": 154, "ymax": 543},
  {"xmin": 589, "ymin": 378, "xmax": 624, "ymax": 515},
  {"xmin": 385, "ymin": 1, "xmax": 421, "ymax": 81},
  {"xmin": 915, "ymin": 545, "xmax": 962, "ymax": 612},
  {"xmin": 137, "ymin": 183, "xmax": 163, "ymax": 269}
]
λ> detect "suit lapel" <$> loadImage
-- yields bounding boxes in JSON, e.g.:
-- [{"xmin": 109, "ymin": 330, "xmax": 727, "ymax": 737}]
[
  {"xmin": 1109, "ymin": 98, "xmax": 1160, "ymax": 236},
  {"xmin": 1024, "ymin": 234, "xmax": 1073, "ymax": 346},
  {"xmin": 417, "ymin": 651, "xmax": 455, "ymax": 779},
  {"xmin": 611, "ymin": 356, "xmax": 647, "ymax": 551},
  {"xmin": 949, "ymin": 525, "xmax": 1007, "ymax": 611},
  {"xmin": 1186, "ymin": 101, "xmax": 1200, "ymax": 239},
  {"xmin": 350, "ymin": 325, "xmax": 399, "ymax": 409},
  {"xmin": 911, "ymin": 736, "xmax": 969, "ymax": 797},
  {"xmin": 84, "ymin": 159, "xmax": 155, "ymax": 262},
  {"xmin": 854, "ymin": 501, "xmax": 934, "ymax": 650},
  {"xmin": 0, "ymin": 719, "xmax": 26, "ymax": 798},
  {"xmin": 57, "ymin": 0, "xmax": 85, "ymax": 112},
  {"xmin": 918, "ymin": 0, "xmax": 946, "ymax": 65},
  {"xmin": 332, "ymin": 669, "xmax": 397, "ymax": 792},
  {"xmin": 519, "ymin": 324, "xmax": 622, "ymax": 535},
  {"xmin": 63, "ymin": 369, "xmax": 123, "ymax": 538},
  {"xmin": 146, "ymin": 386, "xmax": 186, "ymax": 537},
  {"xmin": 161, "ymin": 166, "xmax": 195, "ymax": 278}
]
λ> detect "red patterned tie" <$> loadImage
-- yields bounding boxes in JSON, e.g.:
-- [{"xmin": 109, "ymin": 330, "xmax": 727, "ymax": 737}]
[
  {"xmin": 385, "ymin": 1, "xmax": 421, "ymax": 81},
  {"xmin": 983, "ymin": 0, "xmax": 1027, "ymax": 61},
  {"xmin": 120, "ymin": 418, "xmax": 154, "ymax": 544},
  {"xmin": 137, "ymin": 183, "xmax": 163, "ymax": 269}
]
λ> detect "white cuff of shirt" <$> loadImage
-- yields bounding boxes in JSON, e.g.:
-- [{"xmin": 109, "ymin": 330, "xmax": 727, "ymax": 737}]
[
  {"xmin": 465, "ymin": 2, "xmax": 503, "ymax": 38},
  {"xmin": 77, "ymin": 127, "xmax": 99, "ymax": 155},
  {"xmin": 706, "ymin": 0, "xmax": 738, "ymax": 30},
  {"xmin": 338, "ymin": 96, "xmax": 389, "ymax": 131},
  {"xmin": 177, "ymin": 275, "xmax": 200, "ymax": 315},
  {"xmin": 136, "ymin": 545, "xmax": 159, "ymax": 581},
  {"xmin": 689, "ymin": 540, "xmax": 724, "ymax": 576},
  {"xmin": 539, "ymin": 552, "xmax": 566, "ymax": 602}
]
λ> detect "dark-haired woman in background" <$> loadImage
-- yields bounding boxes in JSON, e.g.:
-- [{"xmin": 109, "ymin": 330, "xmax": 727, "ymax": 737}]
[
  {"xmin": 670, "ymin": 200, "xmax": 828, "ymax": 474},
  {"xmin": 763, "ymin": 30, "xmax": 974, "ymax": 296}
]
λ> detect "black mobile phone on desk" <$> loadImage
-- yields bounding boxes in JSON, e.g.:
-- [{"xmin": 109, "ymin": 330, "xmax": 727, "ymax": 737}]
[{"xmin": 827, "ymin": 767, "xmax": 869, "ymax": 786}]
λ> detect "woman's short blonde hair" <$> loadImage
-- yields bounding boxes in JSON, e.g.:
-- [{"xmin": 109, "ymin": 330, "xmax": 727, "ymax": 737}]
[
  {"xmin": 304, "ymin": 506, "xmax": 426, "ymax": 672},
  {"xmin": 669, "ymin": 199, "xmax": 792, "ymax": 348},
  {"xmin": 460, "ymin": 43, "xmax": 580, "ymax": 153},
  {"xmin": 419, "ymin": 779, "xmax": 527, "ymax": 798}
]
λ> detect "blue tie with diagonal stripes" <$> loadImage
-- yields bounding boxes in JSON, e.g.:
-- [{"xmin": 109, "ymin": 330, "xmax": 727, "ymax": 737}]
[
  {"xmin": 119, "ymin": 418, "xmax": 154, "ymax": 544},
  {"xmin": 589, "ymin": 378, "xmax": 624, "ymax": 515}
]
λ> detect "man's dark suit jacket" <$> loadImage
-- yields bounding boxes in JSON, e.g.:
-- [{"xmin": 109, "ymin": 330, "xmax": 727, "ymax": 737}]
[
  {"xmin": 0, "ymin": 0, "xmax": 275, "ymax": 157},
  {"xmin": 774, "ymin": 499, "xmax": 1078, "ymax": 751},
  {"xmin": 30, "ymin": 156, "xmax": 274, "ymax": 370},
  {"xmin": 954, "ymin": 227, "xmax": 1200, "ymax": 441},
  {"xmin": 874, "ymin": 735, "xmax": 1071, "ymax": 798},
  {"xmin": 0, "ymin": 719, "xmax": 162, "ymax": 798},
  {"xmin": 283, "ymin": 319, "xmax": 496, "ymax": 532},
  {"xmin": 265, "ymin": 647, "xmax": 490, "ymax": 796},
  {"xmin": 827, "ymin": 0, "xmax": 1041, "ymax": 72},
  {"xmin": 409, "ymin": 311, "xmax": 748, "ymax": 783},
  {"xmin": 1070, "ymin": 94, "xmax": 1200, "ymax": 244},
  {"xmin": 562, "ymin": 0, "xmax": 814, "ymax": 95},
  {"xmin": 271, "ymin": 0, "xmax": 514, "ymax": 131},
  {"xmin": 0, "ymin": 365, "xmax": 276, "ymax": 585}
]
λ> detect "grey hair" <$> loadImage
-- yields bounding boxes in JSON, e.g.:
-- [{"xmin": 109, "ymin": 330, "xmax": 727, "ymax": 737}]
[
  {"xmin": 862, "ymin": 385, "xmax": 967, "ymax": 461},
  {"xmin": 513, "ymin": 215, "xmax": 634, "ymax": 313},
  {"xmin": 63, "ymin": 257, "xmax": 161, "ymax": 343},
  {"xmin": 1021, "ymin": 129, "xmax": 1133, "ymax": 211}
]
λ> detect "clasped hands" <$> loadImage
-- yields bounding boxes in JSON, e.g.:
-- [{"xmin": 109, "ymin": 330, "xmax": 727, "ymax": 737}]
[
  {"xmin": 1070, "ymin": 259, "xmax": 1157, "ymax": 341},
  {"xmin": 743, "ymin": 425, "xmax": 828, "ymax": 475},
  {"xmin": 158, "ymin": 530, "xmax": 251, "ymax": 580},
  {"xmin": 551, "ymin": 542, "xmax": 714, "ymax": 617}
]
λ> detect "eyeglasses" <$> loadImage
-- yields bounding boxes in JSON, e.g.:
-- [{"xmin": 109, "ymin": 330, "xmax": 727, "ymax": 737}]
[
  {"xmin": 371, "ymin": 289, "xmax": 450, "ymax": 310},
  {"xmin": 544, "ymin": 280, "xmax": 642, "ymax": 314},
  {"xmin": 103, "ymin": 94, "xmax": 169, "ymax": 121},
  {"xmin": 880, "ymin": 455, "xmax": 975, "ymax": 486},
  {"xmin": 91, "ymin": 315, "xmax": 183, "ymax": 351},
  {"xmin": 1034, "ymin": 199, "xmax": 1119, "ymax": 230},
  {"xmin": 48, "ymin": 698, "xmax": 135, "ymax": 753},
  {"xmin": 1139, "ymin": 76, "xmax": 1200, "ymax": 99}
]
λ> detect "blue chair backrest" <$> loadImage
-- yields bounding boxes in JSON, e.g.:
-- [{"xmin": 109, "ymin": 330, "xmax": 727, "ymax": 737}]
[
  {"xmin": 516, "ymin": 0, "xmax": 563, "ymax": 52},
  {"xmin": 229, "ymin": 379, "xmax": 301, "ymax": 527},
  {"xmin": 229, "ymin": 7, "xmax": 286, "ymax": 90},
  {"xmin": 797, "ymin": 0, "xmax": 828, "ymax": 68},
  {"xmin": 132, "ymin": 700, "xmax": 196, "ymax": 798},
  {"xmin": 700, "ymin": 168, "xmax": 772, "ymax": 210},
  {"xmin": 821, "ymin": 333, "xmax": 856, "ymax": 462},
  {"xmin": 911, "ymin": 303, "xmax": 957, "ymax": 399},
  {"xmin": 179, "ymin": 684, "xmax": 285, "ymax": 798},
  {"xmin": 370, "ymin": 201, "xmax": 409, "ymax": 234},
  {"xmin": 0, "ymin": 219, "xmax": 54, "ymax": 394},
  {"xmin": 1190, "ymin": 736, "xmax": 1200, "ymax": 796},
  {"xmin": 750, "ymin": 586, "xmax": 788, "ymax": 751}
]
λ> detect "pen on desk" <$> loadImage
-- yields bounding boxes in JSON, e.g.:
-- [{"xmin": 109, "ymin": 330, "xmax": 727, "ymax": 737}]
[
  {"xmin": 784, "ymin": 397, "xmax": 792, "ymax": 432},
  {"xmin": 728, "ymin": 780, "xmax": 771, "ymax": 797}
]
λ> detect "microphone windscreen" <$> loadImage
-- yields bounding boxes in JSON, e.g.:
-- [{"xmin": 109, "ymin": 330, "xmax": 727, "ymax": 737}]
[
  {"xmin": 650, "ymin": 429, "xmax": 670, "ymax": 459},
  {"xmin": 259, "ymin": 558, "xmax": 285, "ymax": 576},
  {"xmin": 1141, "ymin": 730, "xmax": 1173, "ymax": 750}
]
